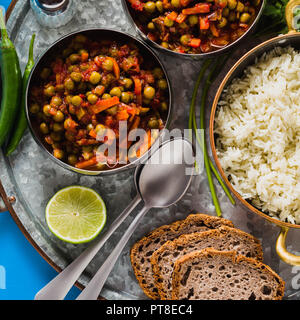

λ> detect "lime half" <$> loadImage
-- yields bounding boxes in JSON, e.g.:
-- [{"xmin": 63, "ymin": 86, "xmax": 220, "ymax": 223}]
[{"xmin": 46, "ymin": 186, "xmax": 107, "ymax": 244}]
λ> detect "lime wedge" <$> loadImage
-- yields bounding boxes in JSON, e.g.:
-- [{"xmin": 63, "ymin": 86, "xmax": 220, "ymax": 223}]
[{"xmin": 46, "ymin": 186, "xmax": 107, "ymax": 244}]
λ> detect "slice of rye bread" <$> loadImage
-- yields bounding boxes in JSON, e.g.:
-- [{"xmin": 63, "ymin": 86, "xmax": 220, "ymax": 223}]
[
  {"xmin": 171, "ymin": 248, "xmax": 285, "ymax": 300},
  {"xmin": 151, "ymin": 225, "xmax": 263, "ymax": 300},
  {"xmin": 130, "ymin": 213, "xmax": 234, "ymax": 300}
]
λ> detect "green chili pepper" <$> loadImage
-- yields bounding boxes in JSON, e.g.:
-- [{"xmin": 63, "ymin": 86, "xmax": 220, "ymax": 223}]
[
  {"xmin": 6, "ymin": 34, "xmax": 35, "ymax": 156},
  {"xmin": 0, "ymin": 9, "xmax": 22, "ymax": 148}
]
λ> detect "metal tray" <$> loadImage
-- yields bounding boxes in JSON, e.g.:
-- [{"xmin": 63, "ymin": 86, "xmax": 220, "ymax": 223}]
[{"xmin": 1, "ymin": 0, "xmax": 300, "ymax": 300}]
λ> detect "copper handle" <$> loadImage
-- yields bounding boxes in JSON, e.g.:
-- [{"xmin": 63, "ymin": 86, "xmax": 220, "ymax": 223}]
[
  {"xmin": 286, "ymin": 0, "xmax": 300, "ymax": 33},
  {"xmin": 276, "ymin": 227, "xmax": 300, "ymax": 266}
]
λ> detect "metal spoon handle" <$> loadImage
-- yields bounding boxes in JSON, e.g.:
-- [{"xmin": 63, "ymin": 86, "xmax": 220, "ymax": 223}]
[
  {"xmin": 76, "ymin": 205, "xmax": 150, "ymax": 300},
  {"xmin": 34, "ymin": 195, "xmax": 142, "ymax": 300}
]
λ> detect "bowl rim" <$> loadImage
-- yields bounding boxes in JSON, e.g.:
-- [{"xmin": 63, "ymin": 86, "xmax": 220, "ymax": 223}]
[
  {"xmin": 121, "ymin": 0, "xmax": 266, "ymax": 59},
  {"xmin": 210, "ymin": 32, "xmax": 300, "ymax": 230},
  {"xmin": 25, "ymin": 27, "xmax": 173, "ymax": 176}
]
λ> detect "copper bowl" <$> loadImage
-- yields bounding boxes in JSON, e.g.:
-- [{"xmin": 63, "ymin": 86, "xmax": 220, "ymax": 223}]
[{"xmin": 210, "ymin": 31, "xmax": 300, "ymax": 266}]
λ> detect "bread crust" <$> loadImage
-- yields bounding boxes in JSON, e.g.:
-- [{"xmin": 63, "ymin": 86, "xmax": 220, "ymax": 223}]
[
  {"xmin": 130, "ymin": 213, "xmax": 234, "ymax": 299},
  {"xmin": 171, "ymin": 248, "xmax": 285, "ymax": 300},
  {"xmin": 151, "ymin": 225, "xmax": 263, "ymax": 300}
]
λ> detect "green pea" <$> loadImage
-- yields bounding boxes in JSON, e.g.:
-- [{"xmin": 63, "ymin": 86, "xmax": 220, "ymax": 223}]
[
  {"xmin": 157, "ymin": 79, "xmax": 168, "ymax": 90},
  {"xmin": 228, "ymin": 0, "xmax": 237, "ymax": 9},
  {"xmin": 43, "ymin": 104, "xmax": 51, "ymax": 116},
  {"xmin": 64, "ymin": 78, "xmax": 75, "ymax": 91},
  {"xmin": 40, "ymin": 68, "xmax": 51, "ymax": 80},
  {"xmin": 171, "ymin": 0, "xmax": 180, "ymax": 7},
  {"xmin": 102, "ymin": 58, "xmax": 114, "ymax": 71},
  {"xmin": 121, "ymin": 92, "xmax": 132, "ymax": 104},
  {"xmin": 53, "ymin": 110, "xmax": 65, "ymax": 122},
  {"xmin": 65, "ymin": 95, "xmax": 73, "ymax": 104},
  {"xmin": 40, "ymin": 123, "xmax": 49, "ymax": 134},
  {"xmin": 153, "ymin": 68, "xmax": 164, "ymax": 79},
  {"xmin": 123, "ymin": 78, "xmax": 133, "ymax": 89},
  {"xmin": 240, "ymin": 12, "xmax": 251, "ymax": 23},
  {"xmin": 143, "ymin": 86, "xmax": 156, "ymax": 100},
  {"xmin": 29, "ymin": 103, "xmax": 40, "ymax": 114},
  {"xmin": 68, "ymin": 154, "xmax": 78, "ymax": 166},
  {"xmin": 62, "ymin": 47, "xmax": 73, "ymax": 58},
  {"xmin": 102, "ymin": 93, "xmax": 112, "ymax": 100},
  {"xmin": 144, "ymin": 1, "xmax": 156, "ymax": 13},
  {"xmin": 53, "ymin": 123, "xmax": 64, "ymax": 132},
  {"xmin": 86, "ymin": 124, "xmax": 94, "ymax": 131},
  {"xmin": 94, "ymin": 85, "xmax": 105, "ymax": 96},
  {"xmin": 180, "ymin": 34, "xmax": 191, "ymax": 46},
  {"xmin": 110, "ymin": 87, "xmax": 122, "ymax": 98},
  {"xmin": 88, "ymin": 94, "xmax": 98, "ymax": 104},
  {"xmin": 156, "ymin": 1, "xmax": 163, "ymax": 12},
  {"xmin": 148, "ymin": 118, "xmax": 159, "ymax": 129},
  {"xmin": 188, "ymin": 15, "xmax": 198, "ymax": 26},
  {"xmin": 44, "ymin": 85, "xmax": 55, "ymax": 97},
  {"xmin": 51, "ymin": 96, "xmax": 62, "ymax": 106},
  {"xmin": 148, "ymin": 22, "xmax": 155, "ymax": 30},
  {"xmin": 89, "ymin": 71, "xmax": 101, "ymax": 85},
  {"xmin": 51, "ymin": 132, "xmax": 62, "ymax": 142},
  {"xmin": 71, "ymin": 95, "xmax": 83, "ymax": 107},
  {"xmin": 164, "ymin": 17, "xmax": 174, "ymax": 27},
  {"xmin": 69, "ymin": 53, "xmax": 80, "ymax": 64},
  {"xmin": 70, "ymin": 72, "xmax": 82, "ymax": 82},
  {"xmin": 161, "ymin": 42, "xmax": 169, "ymax": 49},
  {"xmin": 160, "ymin": 101, "xmax": 168, "ymax": 112}
]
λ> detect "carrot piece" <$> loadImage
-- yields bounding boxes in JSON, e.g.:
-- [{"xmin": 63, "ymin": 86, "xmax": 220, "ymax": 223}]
[
  {"xmin": 119, "ymin": 116, "xmax": 141, "ymax": 150},
  {"xmin": 137, "ymin": 130, "xmax": 152, "ymax": 157},
  {"xmin": 107, "ymin": 57, "xmax": 120, "ymax": 79},
  {"xmin": 133, "ymin": 78, "xmax": 142, "ymax": 105},
  {"xmin": 176, "ymin": 13, "xmax": 187, "ymax": 24},
  {"xmin": 200, "ymin": 17, "xmax": 210, "ymax": 30},
  {"xmin": 75, "ymin": 156, "xmax": 97, "ymax": 169},
  {"xmin": 89, "ymin": 129, "xmax": 98, "ymax": 139},
  {"xmin": 167, "ymin": 11, "xmax": 178, "ymax": 21},
  {"xmin": 91, "ymin": 96, "xmax": 120, "ymax": 114},
  {"xmin": 182, "ymin": 3, "xmax": 210, "ymax": 14},
  {"xmin": 188, "ymin": 38, "xmax": 201, "ymax": 48}
]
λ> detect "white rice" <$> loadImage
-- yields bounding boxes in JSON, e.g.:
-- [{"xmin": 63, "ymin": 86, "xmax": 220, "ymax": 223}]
[{"xmin": 215, "ymin": 46, "xmax": 300, "ymax": 224}]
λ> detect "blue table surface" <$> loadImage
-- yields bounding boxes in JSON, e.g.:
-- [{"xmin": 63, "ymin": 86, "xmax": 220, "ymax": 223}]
[{"xmin": 0, "ymin": 0, "xmax": 80, "ymax": 300}]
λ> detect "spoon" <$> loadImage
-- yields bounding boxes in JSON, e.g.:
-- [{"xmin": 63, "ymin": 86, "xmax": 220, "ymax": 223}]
[
  {"xmin": 76, "ymin": 138, "xmax": 194, "ymax": 300},
  {"xmin": 35, "ymin": 137, "xmax": 194, "ymax": 300}
]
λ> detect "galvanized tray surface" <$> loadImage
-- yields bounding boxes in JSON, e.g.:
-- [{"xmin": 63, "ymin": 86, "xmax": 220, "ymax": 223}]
[{"xmin": 1, "ymin": 0, "xmax": 300, "ymax": 299}]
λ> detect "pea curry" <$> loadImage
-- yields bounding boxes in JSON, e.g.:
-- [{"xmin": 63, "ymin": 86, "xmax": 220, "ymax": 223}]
[
  {"xmin": 127, "ymin": 0, "xmax": 262, "ymax": 54},
  {"xmin": 28, "ymin": 34, "xmax": 169, "ymax": 170}
]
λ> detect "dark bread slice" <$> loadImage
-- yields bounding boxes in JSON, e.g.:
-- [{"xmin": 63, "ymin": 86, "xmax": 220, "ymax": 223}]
[
  {"xmin": 171, "ymin": 248, "xmax": 285, "ymax": 300},
  {"xmin": 151, "ymin": 225, "xmax": 263, "ymax": 300},
  {"xmin": 130, "ymin": 213, "xmax": 234, "ymax": 299}
]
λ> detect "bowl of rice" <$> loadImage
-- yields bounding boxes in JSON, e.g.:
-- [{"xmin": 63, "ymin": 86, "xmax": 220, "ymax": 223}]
[{"xmin": 210, "ymin": 32, "xmax": 300, "ymax": 266}]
